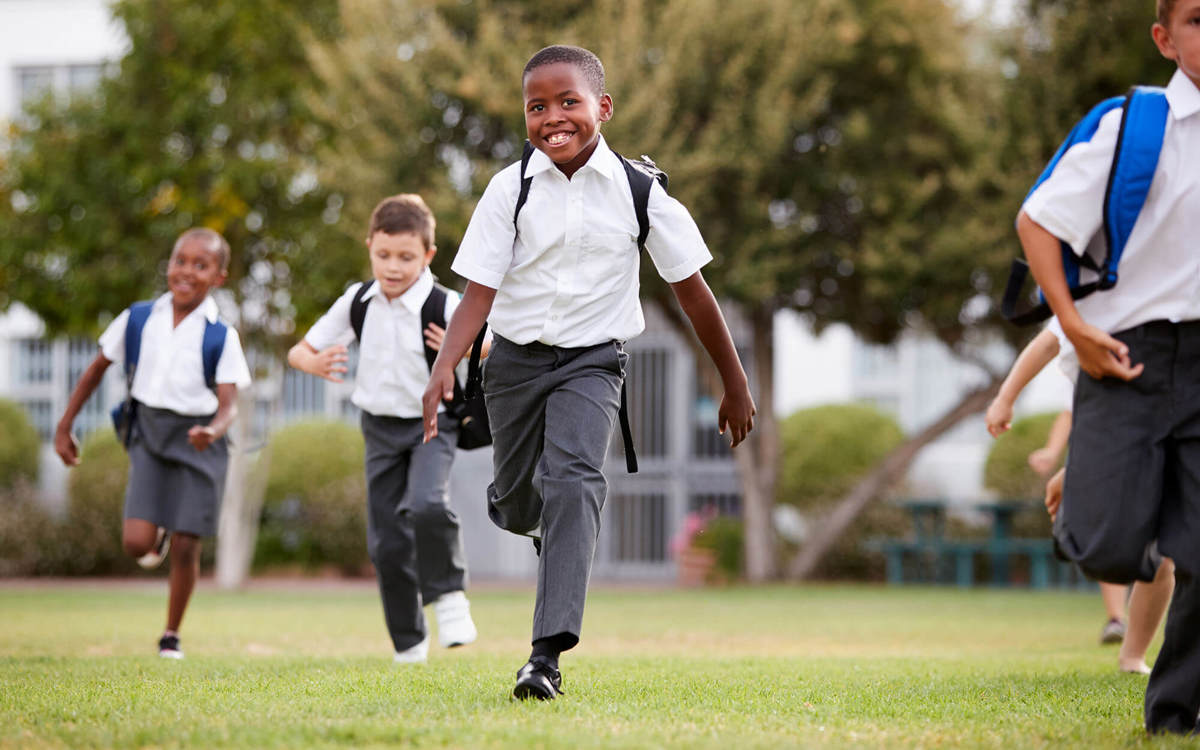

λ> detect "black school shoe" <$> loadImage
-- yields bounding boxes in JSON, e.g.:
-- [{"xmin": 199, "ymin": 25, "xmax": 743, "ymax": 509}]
[
  {"xmin": 158, "ymin": 634, "xmax": 184, "ymax": 659},
  {"xmin": 512, "ymin": 656, "xmax": 563, "ymax": 700}
]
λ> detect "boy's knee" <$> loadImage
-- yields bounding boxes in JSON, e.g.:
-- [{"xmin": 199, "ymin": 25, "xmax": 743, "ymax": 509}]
[{"xmin": 170, "ymin": 533, "xmax": 201, "ymax": 561}]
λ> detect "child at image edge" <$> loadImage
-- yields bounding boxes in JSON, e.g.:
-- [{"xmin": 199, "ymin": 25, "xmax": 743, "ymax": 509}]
[
  {"xmin": 421, "ymin": 45, "xmax": 756, "ymax": 700},
  {"xmin": 289, "ymin": 194, "xmax": 479, "ymax": 664},
  {"xmin": 1016, "ymin": 0, "xmax": 1200, "ymax": 734},
  {"xmin": 55, "ymin": 228, "xmax": 252, "ymax": 659}
]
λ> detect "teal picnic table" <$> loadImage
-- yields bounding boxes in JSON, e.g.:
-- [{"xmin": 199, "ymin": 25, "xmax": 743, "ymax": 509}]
[{"xmin": 873, "ymin": 499, "xmax": 1062, "ymax": 587}]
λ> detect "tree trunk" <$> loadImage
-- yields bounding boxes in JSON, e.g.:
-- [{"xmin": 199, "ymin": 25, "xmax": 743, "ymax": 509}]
[
  {"xmin": 215, "ymin": 387, "xmax": 270, "ymax": 590},
  {"xmin": 784, "ymin": 373, "xmax": 1003, "ymax": 580},
  {"xmin": 649, "ymin": 292, "xmax": 779, "ymax": 581}
]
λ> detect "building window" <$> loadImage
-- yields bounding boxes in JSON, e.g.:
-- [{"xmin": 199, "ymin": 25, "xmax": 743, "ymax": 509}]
[
  {"xmin": 67, "ymin": 337, "xmax": 109, "ymax": 438},
  {"xmin": 14, "ymin": 339, "xmax": 53, "ymax": 385},
  {"xmin": 16, "ymin": 66, "xmax": 55, "ymax": 103},
  {"xmin": 15, "ymin": 62, "xmax": 108, "ymax": 106},
  {"xmin": 608, "ymin": 492, "xmax": 668, "ymax": 563},
  {"xmin": 283, "ymin": 368, "xmax": 325, "ymax": 419},
  {"xmin": 614, "ymin": 347, "xmax": 671, "ymax": 463},
  {"xmin": 689, "ymin": 492, "xmax": 741, "ymax": 518}
]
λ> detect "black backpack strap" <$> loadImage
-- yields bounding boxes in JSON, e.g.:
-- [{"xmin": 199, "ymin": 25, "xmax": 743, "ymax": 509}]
[
  {"xmin": 349, "ymin": 280, "xmax": 374, "ymax": 341},
  {"xmin": 618, "ymin": 381, "xmax": 637, "ymax": 473},
  {"xmin": 513, "ymin": 140, "xmax": 536, "ymax": 227},
  {"xmin": 612, "ymin": 150, "xmax": 667, "ymax": 252},
  {"xmin": 420, "ymin": 283, "xmax": 466, "ymax": 405}
]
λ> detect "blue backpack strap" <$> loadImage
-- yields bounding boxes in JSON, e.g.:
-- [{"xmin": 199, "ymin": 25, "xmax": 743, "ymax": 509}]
[
  {"xmin": 1102, "ymin": 86, "xmax": 1169, "ymax": 289},
  {"xmin": 201, "ymin": 319, "xmax": 227, "ymax": 390},
  {"xmin": 1002, "ymin": 91, "xmax": 1164, "ymax": 326},
  {"xmin": 349, "ymin": 280, "xmax": 374, "ymax": 341},
  {"xmin": 123, "ymin": 301, "xmax": 155, "ymax": 377}
]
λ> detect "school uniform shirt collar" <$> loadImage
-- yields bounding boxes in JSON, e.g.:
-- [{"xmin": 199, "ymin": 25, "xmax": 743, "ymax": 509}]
[
  {"xmin": 360, "ymin": 268, "xmax": 434, "ymax": 315},
  {"xmin": 1166, "ymin": 68, "xmax": 1200, "ymax": 120},
  {"xmin": 523, "ymin": 134, "xmax": 620, "ymax": 181},
  {"xmin": 152, "ymin": 292, "xmax": 220, "ymax": 323}
]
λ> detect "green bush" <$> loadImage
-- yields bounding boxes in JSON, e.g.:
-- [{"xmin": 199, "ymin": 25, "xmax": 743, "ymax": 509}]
[
  {"xmin": 691, "ymin": 516, "xmax": 743, "ymax": 582},
  {"xmin": 983, "ymin": 412, "xmax": 1061, "ymax": 500},
  {"xmin": 0, "ymin": 399, "xmax": 40, "ymax": 488},
  {"xmin": 59, "ymin": 430, "xmax": 138, "ymax": 575},
  {"xmin": 0, "ymin": 480, "xmax": 56, "ymax": 576},
  {"xmin": 778, "ymin": 403, "xmax": 906, "ymax": 580},
  {"xmin": 255, "ymin": 420, "xmax": 367, "ymax": 574},
  {"xmin": 778, "ymin": 404, "xmax": 905, "ymax": 511}
]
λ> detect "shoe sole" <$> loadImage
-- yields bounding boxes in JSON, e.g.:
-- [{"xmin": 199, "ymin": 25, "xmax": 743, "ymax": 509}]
[
  {"xmin": 159, "ymin": 650, "xmax": 184, "ymax": 660},
  {"xmin": 512, "ymin": 683, "xmax": 555, "ymax": 701}
]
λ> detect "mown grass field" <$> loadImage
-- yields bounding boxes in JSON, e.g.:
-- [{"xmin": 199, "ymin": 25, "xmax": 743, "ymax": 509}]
[{"xmin": 0, "ymin": 581, "xmax": 1188, "ymax": 749}]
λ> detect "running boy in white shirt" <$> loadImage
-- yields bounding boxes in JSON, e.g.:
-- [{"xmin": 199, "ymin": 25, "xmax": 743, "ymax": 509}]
[
  {"xmin": 289, "ymin": 194, "xmax": 479, "ymax": 664},
  {"xmin": 55, "ymin": 228, "xmax": 252, "ymax": 659},
  {"xmin": 422, "ymin": 45, "xmax": 756, "ymax": 700},
  {"xmin": 1017, "ymin": 0, "xmax": 1200, "ymax": 732}
]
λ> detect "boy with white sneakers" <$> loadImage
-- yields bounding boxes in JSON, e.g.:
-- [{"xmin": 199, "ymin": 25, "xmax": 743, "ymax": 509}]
[{"xmin": 289, "ymin": 194, "xmax": 481, "ymax": 662}]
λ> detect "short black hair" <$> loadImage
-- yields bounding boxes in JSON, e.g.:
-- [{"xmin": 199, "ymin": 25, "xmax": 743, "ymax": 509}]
[
  {"xmin": 523, "ymin": 45, "xmax": 605, "ymax": 97},
  {"xmin": 174, "ymin": 228, "xmax": 230, "ymax": 271},
  {"xmin": 368, "ymin": 193, "xmax": 436, "ymax": 249}
]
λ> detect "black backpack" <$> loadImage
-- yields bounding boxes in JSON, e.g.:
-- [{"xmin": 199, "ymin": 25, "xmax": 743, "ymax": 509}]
[
  {"xmin": 512, "ymin": 140, "xmax": 667, "ymax": 473},
  {"xmin": 349, "ymin": 280, "xmax": 491, "ymax": 450}
]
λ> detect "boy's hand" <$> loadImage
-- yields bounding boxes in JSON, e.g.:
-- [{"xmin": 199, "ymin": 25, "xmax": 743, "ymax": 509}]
[
  {"xmin": 422, "ymin": 365, "xmax": 456, "ymax": 442},
  {"xmin": 54, "ymin": 427, "xmax": 80, "ymax": 466},
  {"xmin": 1044, "ymin": 466, "xmax": 1065, "ymax": 521},
  {"xmin": 718, "ymin": 384, "xmax": 756, "ymax": 448},
  {"xmin": 188, "ymin": 425, "xmax": 218, "ymax": 452},
  {"xmin": 985, "ymin": 398, "xmax": 1013, "ymax": 437},
  {"xmin": 1028, "ymin": 447, "xmax": 1058, "ymax": 477},
  {"xmin": 1066, "ymin": 322, "xmax": 1143, "ymax": 381},
  {"xmin": 309, "ymin": 345, "xmax": 349, "ymax": 383},
  {"xmin": 424, "ymin": 323, "xmax": 445, "ymax": 352}
]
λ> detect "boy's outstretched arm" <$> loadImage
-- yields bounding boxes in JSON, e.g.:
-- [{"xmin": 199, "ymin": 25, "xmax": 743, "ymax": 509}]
[
  {"xmin": 287, "ymin": 341, "xmax": 348, "ymax": 382},
  {"xmin": 54, "ymin": 351, "xmax": 113, "ymax": 466},
  {"xmin": 1017, "ymin": 211, "xmax": 1142, "ymax": 381},
  {"xmin": 669, "ymin": 272, "xmax": 756, "ymax": 447},
  {"xmin": 1029, "ymin": 409, "xmax": 1071, "ymax": 476},
  {"xmin": 422, "ymin": 281, "xmax": 497, "ymax": 442},
  {"xmin": 188, "ymin": 383, "xmax": 238, "ymax": 451},
  {"xmin": 986, "ymin": 327, "xmax": 1061, "ymax": 437}
]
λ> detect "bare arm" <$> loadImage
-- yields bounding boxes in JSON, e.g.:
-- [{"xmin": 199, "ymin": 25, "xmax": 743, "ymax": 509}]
[
  {"xmin": 669, "ymin": 272, "xmax": 756, "ymax": 447},
  {"xmin": 188, "ymin": 383, "xmax": 238, "ymax": 451},
  {"xmin": 986, "ymin": 327, "xmax": 1060, "ymax": 437},
  {"xmin": 287, "ymin": 340, "xmax": 349, "ymax": 383},
  {"xmin": 1017, "ymin": 211, "xmax": 1141, "ymax": 380},
  {"xmin": 1029, "ymin": 409, "xmax": 1072, "ymax": 476},
  {"xmin": 422, "ymin": 281, "xmax": 497, "ymax": 441},
  {"xmin": 54, "ymin": 351, "xmax": 113, "ymax": 465}
]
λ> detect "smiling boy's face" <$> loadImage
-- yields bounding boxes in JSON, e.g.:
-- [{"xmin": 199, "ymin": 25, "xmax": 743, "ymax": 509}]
[
  {"xmin": 1154, "ymin": 0, "xmax": 1200, "ymax": 89},
  {"xmin": 167, "ymin": 236, "xmax": 227, "ymax": 312},
  {"xmin": 367, "ymin": 230, "xmax": 435, "ymax": 300},
  {"xmin": 523, "ymin": 61, "xmax": 613, "ymax": 179}
]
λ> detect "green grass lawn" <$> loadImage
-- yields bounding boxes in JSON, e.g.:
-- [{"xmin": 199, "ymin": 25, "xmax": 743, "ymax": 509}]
[{"xmin": 0, "ymin": 581, "xmax": 1189, "ymax": 749}]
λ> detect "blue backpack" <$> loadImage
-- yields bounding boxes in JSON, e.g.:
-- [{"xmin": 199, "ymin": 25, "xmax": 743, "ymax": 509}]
[
  {"xmin": 110, "ymin": 300, "xmax": 228, "ymax": 446},
  {"xmin": 1001, "ymin": 87, "xmax": 1170, "ymax": 326}
]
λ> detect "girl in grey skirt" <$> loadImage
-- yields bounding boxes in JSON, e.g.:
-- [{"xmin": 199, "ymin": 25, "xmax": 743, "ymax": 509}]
[{"xmin": 55, "ymin": 229, "xmax": 252, "ymax": 659}]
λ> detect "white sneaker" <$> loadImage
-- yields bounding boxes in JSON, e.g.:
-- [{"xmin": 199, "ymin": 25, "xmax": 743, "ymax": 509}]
[
  {"xmin": 433, "ymin": 591, "xmax": 478, "ymax": 648},
  {"xmin": 137, "ymin": 527, "xmax": 170, "ymax": 569},
  {"xmin": 393, "ymin": 636, "xmax": 429, "ymax": 664}
]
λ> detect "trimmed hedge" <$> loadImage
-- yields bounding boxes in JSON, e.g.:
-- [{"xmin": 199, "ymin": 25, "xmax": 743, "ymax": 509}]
[
  {"xmin": 0, "ymin": 399, "xmax": 40, "ymax": 488},
  {"xmin": 778, "ymin": 403, "xmax": 907, "ymax": 580},
  {"xmin": 254, "ymin": 420, "xmax": 368, "ymax": 574}
]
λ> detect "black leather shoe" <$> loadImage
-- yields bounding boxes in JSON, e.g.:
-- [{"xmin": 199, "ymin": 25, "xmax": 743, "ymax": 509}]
[{"xmin": 512, "ymin": 657, "xmax": 563, "ymax": 700}]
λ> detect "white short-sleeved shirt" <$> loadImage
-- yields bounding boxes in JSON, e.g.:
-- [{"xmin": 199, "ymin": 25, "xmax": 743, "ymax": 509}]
[
  {"xmin": 451, "ymin": 135, "xmax": 713, "ymax": 347},
  {"xmin": 1044, "ymin": 317, "xmax": 1081, "ymax": 386},
  {"xmin": 1022, "ymin": 69, "xmax": 1200, "ymax": 336},
  {"xmin": 303, "ymin": 269, "xmax": 470, "ymax": 418},
  {"xmin": 99, "ymin": 293, "xmax": 252, "ymax": 416}
]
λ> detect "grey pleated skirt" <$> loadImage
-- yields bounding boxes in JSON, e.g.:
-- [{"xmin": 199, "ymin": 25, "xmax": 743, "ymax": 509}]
[{"xmin": 123, "ymin": 403, "xmax": 228, "ymax": 537}]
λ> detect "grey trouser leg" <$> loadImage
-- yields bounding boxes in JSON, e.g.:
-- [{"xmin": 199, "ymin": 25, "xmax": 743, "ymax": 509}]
[
  {"xmin": 1059, "ymin": 321, "xmax": 1200, "ymax": 734},
  {"xmin": 483, "ymin": 336, "xmax": 625, "ymax": 647},
  {"xmin": 362, "ymin": 411, "xmax": 466, "ymax": 652}
]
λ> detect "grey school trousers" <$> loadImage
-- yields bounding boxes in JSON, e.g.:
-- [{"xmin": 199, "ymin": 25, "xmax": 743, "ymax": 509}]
[
  {"xmin": 1057, "ymin": 320, "xmax": 1200, "ymax": 734},
  {"xmin": 361, "ymin": 411, "xmax": 467, "ymax": 652},
  {"xmin": 483, "ymin": 335, "xmax": 626, "ymax": 648}
]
